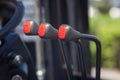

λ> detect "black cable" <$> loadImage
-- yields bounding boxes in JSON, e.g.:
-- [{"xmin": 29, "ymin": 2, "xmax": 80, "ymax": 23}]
[
  {"xmin": 0, "ymin": 1, "xmax": 24, "ymax": 59},
  {"xmin": 24, "ymin": 46, "xmax": 38, "ymax": 80},
  {"xmin": 80, "ymin": 33, "xmax": 101, "ymax": 80},
  {"xmin": 0, "ymin": 1, "xmax": 24, "ymax": 39},
  {"xmin": 0, "ymin": 1, "xmax": 38, "ymax": 80},
  {"xmin": 75, "ymin": 40, "xmax": 87, "ymax": 80},
  {"xmin": 0, "ymin": 0, "xmax": 24, "ymax": 63},
  {"xmin": 58, "ymin": 40, "xmax": 73, "ymax": 80}
]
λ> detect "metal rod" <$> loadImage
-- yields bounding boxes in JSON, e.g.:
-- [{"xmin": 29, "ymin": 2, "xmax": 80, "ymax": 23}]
[
  {"xmin": 58, "ymin": 40, "xmax": 73, "ymax": 80},
  {"xmin": 75, "ymin": 40, "xmax": 87, "ymax": 80},
  {"xmin": 80, "ymin": 34, "xmax": 101, "ymax": 80}
]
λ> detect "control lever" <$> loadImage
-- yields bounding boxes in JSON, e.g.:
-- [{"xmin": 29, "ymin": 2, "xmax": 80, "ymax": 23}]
[
  {"xmin": 58, "ymin": 25, "xmax": 101, "ymax": 80},
  {"xmin": 23, "ymin": 21, "xmax": 73, "ymax": 80}
]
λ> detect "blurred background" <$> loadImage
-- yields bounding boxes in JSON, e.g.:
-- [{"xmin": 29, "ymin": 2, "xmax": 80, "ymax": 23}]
[
  {"xmin": 89, "ymin": 0, "xmax": 120, "ymax": 79},
  {"xmin": 14, "ymin": 0, "xmax": 120, "ymax": 80}
]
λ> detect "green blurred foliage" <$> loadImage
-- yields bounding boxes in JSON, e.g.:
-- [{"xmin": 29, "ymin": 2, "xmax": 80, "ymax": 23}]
[{"xmin": 90, "ymin": 14, "xmax": 120, "ymax": 68}]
